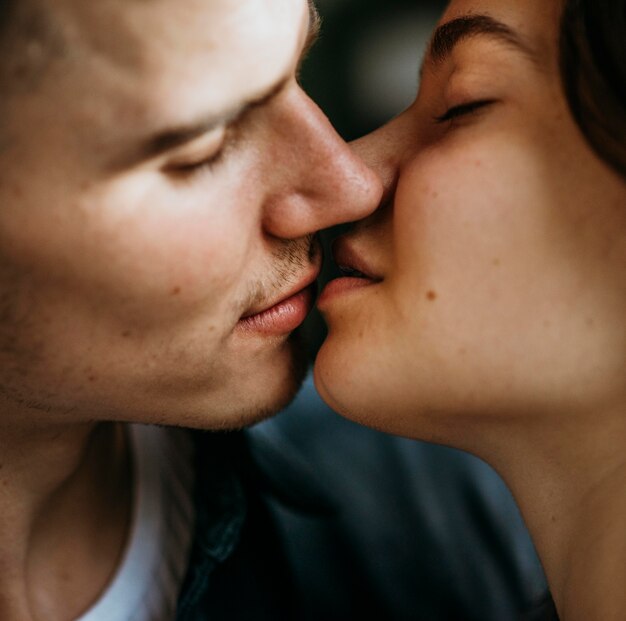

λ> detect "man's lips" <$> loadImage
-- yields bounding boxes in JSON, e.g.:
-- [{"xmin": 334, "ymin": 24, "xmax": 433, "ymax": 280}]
[
  {"xmin": 237, "ymin": 271, "xmax": 319, "ymax": 336},
  {"xmin": 241, "ymin": 269, "xmax": 320, "ymax": 319}
]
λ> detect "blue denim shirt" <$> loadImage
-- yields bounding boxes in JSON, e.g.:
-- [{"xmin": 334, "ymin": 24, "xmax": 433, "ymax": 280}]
[
  {"xmin": 175, "ymin": 430, "xmax": 299, "ymax": 621},
  {"xmin": 175, "ymin": 444, "xmax": 247, "ymax": 620},
  {"xmin": 174, "ymin": 379, "xmax": 551, "ymax": 620}
]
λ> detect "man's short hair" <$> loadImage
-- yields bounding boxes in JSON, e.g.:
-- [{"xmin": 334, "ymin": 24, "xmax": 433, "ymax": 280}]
[{"xmin": 0, "ymin": 0, "xmax": 65, "ymax": 97}]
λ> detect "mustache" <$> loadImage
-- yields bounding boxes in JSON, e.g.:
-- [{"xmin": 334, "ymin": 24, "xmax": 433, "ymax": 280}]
[
  {"xmin": 271, "ymin": 233, "xmax": 318, "ymax": 279},
  {"xmin": 238, "ymin": 234, "xmax": 320, "ymax": 313}
]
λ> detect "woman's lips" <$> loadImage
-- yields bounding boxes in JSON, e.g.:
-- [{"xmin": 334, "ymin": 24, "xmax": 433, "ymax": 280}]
[
  {"xmin": 317, "ymin": 275, "xmax": 376, "ymax": 309},
  {"xmin": 237, "ymin": 281, "xmax": 318, "ymax": 336},
  {"xmin": 317, "ymin": 238, "xmax": 382, "ymax": 310}
]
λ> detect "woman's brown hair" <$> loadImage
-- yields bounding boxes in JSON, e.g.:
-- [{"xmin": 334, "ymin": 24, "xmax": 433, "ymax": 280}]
[{"xmin": 561, "ymin": 0, "xmax": 626, "ymax": 179}]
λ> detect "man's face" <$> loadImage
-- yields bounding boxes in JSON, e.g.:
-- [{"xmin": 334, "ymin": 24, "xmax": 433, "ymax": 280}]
[{"xmin": 0, "ymin": 0, "xmax": 381, "ymax": 428}]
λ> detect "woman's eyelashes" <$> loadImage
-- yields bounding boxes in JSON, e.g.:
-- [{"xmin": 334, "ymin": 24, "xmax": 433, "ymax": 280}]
[{"xmin": 434, "ymin": 99, "xmax": 497, "ymax": 124}]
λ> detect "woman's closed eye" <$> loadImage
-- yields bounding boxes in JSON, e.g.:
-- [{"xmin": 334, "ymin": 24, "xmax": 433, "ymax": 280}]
[{"xmin": 435, "ymin": 99, "xmax": 497, "ymax": 124}]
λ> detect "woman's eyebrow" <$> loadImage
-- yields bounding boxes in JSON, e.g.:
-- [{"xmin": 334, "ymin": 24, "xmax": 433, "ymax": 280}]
[{"xmin": 422, "ymin": 14, "xmax": 536, "ymax": 70}]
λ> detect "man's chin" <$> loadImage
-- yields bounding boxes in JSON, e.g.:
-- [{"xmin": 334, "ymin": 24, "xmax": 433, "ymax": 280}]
[
  {"xmin": 180, "ymin": 331, "xmax": 311, "ymax": 432},
  {"xmin": 237, "ymin": 332, "xmax": 310, "ymax": 429}
]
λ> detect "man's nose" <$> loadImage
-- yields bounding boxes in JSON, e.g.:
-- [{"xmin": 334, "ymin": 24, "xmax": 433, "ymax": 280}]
[{"xmin": 261, "ymin": 86, "xmax": 383, "ymax": 239}]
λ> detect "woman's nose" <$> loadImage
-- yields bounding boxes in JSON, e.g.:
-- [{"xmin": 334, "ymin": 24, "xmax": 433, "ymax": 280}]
[
  {"xmin": 261, "ymin": 85, "xmax": 384, "ymax": 239},
  {"xmin": 349, "ymin": 119, "xmax": 404, "ymax": 207}
]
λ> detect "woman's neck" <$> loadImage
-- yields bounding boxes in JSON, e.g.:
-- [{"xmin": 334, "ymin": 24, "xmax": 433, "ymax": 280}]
[{"xmin": 477, "ymin": 406, "xmax": 626, "ymax": 621}]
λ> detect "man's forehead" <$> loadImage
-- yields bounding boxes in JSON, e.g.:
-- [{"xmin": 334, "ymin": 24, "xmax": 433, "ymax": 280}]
[
  {"xmin": 127, "ymin": 0, "xmax": 309, "ymax": 131},
  {"xmin": 112, "ymin": 2, "xmax": 301, "ymax": 95},
  {"xmin": 62, "ymin": 0, "xmax": 305, "ymax": 68},
  {"xmin": 115, "ymin": 0, "xmax": 316, "ymax": 167},
  {"xmin": 5, "ymin": 0, "xmax": 309, "ymax": 148},
  {"xmin": 5, "ymin": 0, "xmax": 313, "ymax": 78}
]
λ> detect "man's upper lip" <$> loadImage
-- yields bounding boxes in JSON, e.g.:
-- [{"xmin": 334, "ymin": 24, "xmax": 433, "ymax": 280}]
[
  {"xmin": 333, "ymin": 237, "xmax": 382, "ymax": 281},
  {"xmin": 241, "ymin": 268, "xmax": 320, "ymax": 319}
]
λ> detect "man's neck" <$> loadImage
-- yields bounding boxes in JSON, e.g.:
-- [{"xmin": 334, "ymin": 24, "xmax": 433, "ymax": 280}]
[{"xmin": 0, "ymin": 420, "xmax": 132, "ymax": 621}]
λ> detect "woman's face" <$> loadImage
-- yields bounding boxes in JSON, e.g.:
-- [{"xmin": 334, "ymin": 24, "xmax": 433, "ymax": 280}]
[{"xmin": 315, "ymin": 0, "xmax": 626, "ymax": 438}]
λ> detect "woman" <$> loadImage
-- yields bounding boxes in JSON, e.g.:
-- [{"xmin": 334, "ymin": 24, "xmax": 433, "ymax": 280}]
[{"xmin": 315, "ymin": 1, "xmax": 625, "ymax": 619}]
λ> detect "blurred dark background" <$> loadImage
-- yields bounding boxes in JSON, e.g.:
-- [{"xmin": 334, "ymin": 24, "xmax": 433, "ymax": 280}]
[
  {"xmin": 299, "ymin": 0, "xmax": 447, "ymax": 356},
  {"xmin": 302, "ymin": 0, "xmax": 446, "ymax": 139}
]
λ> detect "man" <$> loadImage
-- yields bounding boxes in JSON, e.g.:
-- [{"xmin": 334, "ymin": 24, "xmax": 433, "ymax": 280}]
[{"xmin": 0, "ymin": 0, "xmax": 546, "ymax": 619}]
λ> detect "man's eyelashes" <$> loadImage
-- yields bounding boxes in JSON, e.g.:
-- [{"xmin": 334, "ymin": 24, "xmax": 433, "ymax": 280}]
[
  {"xmin": 434, "ymin": 99, "xmax": 497, "ymax": 123},
  {"xmin": 167, "ymin": 148, "xmax": 226, "ymax": 177}
]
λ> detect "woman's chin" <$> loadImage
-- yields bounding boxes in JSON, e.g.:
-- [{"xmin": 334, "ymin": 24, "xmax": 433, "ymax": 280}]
[
  {"xmin": 314, "ymin": 333, "xmax": 486, "ymax": 447},
  {"xmin": 314, "ymin": 338, "xmax": 376, "ymax": 424},
  {"xmin": 313, "ymin": 337, "xmax": 418, "ymax": 438}
]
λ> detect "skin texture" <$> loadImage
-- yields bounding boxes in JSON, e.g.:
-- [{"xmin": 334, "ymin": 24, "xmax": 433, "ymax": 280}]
[
  {"xmin": 0, "ymin": 0, "xmax": 383, "ymax": 618},
  {"xmin": 315, "ymin": 0, "xmax": 626, "ymax": 618}
]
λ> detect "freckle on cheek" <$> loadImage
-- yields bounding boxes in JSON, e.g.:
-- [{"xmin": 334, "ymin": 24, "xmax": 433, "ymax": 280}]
[
  {"xmin": 492, "ymin": 258, "xmax": 501, "ymax": 267},
  {"xmin": 121, "ymin": 330, "xmax": 131, "ymax": 338},
  {"xmin": 171, "ymin": 286, "xmax": 181, "ymax": 296},
  {"xmin": 426, "ymin": 290, "xmax": 437, "ymax": 301}
]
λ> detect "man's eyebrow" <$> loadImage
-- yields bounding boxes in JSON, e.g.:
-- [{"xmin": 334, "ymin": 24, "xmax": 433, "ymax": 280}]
[
  {"xmin": 119, "ymin": 1, "xmax": 320, "ymax": 169},
  {"xmin": 137, "ymin": 111, "xmax": 236, "ymax": 162},
  {"xmin": 424, "ymin": 14, "xmax": 535, "ymax": 69},
  {"xmin": 136, "ymin": 79, "xmax": 287, "ymax": 162}
]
